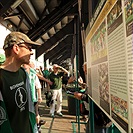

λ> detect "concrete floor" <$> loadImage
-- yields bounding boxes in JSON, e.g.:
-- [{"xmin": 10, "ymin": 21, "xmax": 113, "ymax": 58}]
[{"xmin": 38, "ymin": 90, "xmax": 87, "ymax": 133}]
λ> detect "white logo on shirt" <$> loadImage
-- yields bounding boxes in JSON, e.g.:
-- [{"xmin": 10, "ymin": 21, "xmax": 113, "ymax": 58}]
[
  {"xmin": 15, "ymin": 87, "xmax": 27, "ymax": 111},
  {"xmin": 0, "ymin": 106, "xmax": 7, "ymax": 125}
]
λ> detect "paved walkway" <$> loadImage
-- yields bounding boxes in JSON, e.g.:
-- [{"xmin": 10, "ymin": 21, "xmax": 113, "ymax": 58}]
[{"xmin": 38, "ymin": 91, "xmax": 87, "ymax": 133}]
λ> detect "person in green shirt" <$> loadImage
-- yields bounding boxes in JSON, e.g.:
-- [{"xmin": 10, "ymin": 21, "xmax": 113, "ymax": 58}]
[
  {"xmin": 43, "ymin": 66, "xmax": 50, "ymax": 79},
  {"xmin": 42, "ymin": 66, "xmax": 50, "ymax": 91},
  {"xmin": 0, "ymin": 31, "xmax": 41, "ymax": 133},
  {"xmin": 23, "ymin": 63, "xmax": 43, "ymax": 132},
  {"xmin": 49, "ymin": 64, "xmax": 69, "ymax": 117},
  {"xmin": 0, "ymin": 53, "xmax": 5, "ymax": 66}
]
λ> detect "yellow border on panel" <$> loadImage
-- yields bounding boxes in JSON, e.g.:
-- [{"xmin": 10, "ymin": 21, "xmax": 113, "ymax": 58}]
[{"xmin": 86, "ymin": 0, "xmax": 116, "ymax": 43}]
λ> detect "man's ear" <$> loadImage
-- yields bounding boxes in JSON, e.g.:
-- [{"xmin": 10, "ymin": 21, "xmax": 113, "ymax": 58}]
[{"xmin": 12, "ymin": 44, "xmax": 20, "ymax": 54}]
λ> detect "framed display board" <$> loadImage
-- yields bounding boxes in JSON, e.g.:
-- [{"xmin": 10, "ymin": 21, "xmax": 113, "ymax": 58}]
[{"xmin": 85, "ymin": 0, "xmax": 133, "ymax": 132}]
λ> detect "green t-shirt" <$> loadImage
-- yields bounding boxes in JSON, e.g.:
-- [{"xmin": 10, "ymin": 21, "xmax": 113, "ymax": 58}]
[
  {"xmin": 1, "ymin": 68, "xmax": 32, "ymax": 133},
  {"xmin": 42, "ymin": 69, "xmax": 50, "ymax": 79},
  {"xmin": 49, "ymin": 72, "xmax": 64, "ymax": 90},
  {"xmin": 28, "ymin": 68, "xmax": 37, "ymax": 102}
]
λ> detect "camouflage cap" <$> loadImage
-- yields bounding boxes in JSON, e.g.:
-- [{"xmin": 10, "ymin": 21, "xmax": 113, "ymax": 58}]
[{"xmin": 3, "ymin": 32, "xmax": 41, "ymax": 50}]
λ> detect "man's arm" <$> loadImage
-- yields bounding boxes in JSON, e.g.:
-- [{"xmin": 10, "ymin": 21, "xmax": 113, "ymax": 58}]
[
  {"xmin": 36, "ymin": 73, "xmax": 53, "ymax": 85},
  {"xmin": 35, "ymin": 75, "xmax": 42, "ymax": 103},
  {"xmin": 67, "ymin": 76, "xmax": 75, "ymax": 84},
  {"xmin": 53, "ymin": 64, "xmax": 68, "ymax": 74},
  {"xmin": 74, "ymin": 92, "xmax": 89, "ymax": 103},
  {"xmin": 59, "ymin": 66, "xmax": 69, "ymax": 74}
]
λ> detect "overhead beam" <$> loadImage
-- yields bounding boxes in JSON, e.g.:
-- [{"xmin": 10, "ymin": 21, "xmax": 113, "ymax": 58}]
[
  {"xmin": 27, "ymin": 0, "xmax": 77, "ymax": 40},
  {"xmin": 38, "ymin": 0, "xmax": 52, "ymax": 22},
  {"xmin": 44, "ymin": 35, "xmax": 73, "ymax": 60},
  {"xmin": 51, "ymin": 52, "xmax": 71, "ymax": 65},
  {"xmin": 36, "ymin": 20, "xmax": 74, "ymax": 58},
  {"xmin": 46, "ymin": 44, "xmax": 71, "ymax": 62},
  {"xmin": 49, "ymin": 47, "xmax": 71, "ymax": 63},
  {"xmin": 0, "ymin": 0, "xmax": 16, "ymax": 17}
]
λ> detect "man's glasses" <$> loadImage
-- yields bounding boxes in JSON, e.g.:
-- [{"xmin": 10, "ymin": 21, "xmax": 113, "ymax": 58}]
[{"xmin": 18, "ymin": 44, "xmax": 32, "ymax": 51}]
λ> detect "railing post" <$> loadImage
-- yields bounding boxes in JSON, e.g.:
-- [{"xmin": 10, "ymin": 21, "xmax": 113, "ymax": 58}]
[{"xmin": 89, "ymin": 98, "xmax": 95, "ymax": 133}]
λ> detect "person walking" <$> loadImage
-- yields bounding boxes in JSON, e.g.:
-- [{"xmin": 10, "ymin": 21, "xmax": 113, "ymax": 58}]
[
  {"xmin": 49, "ymin": 64, "xmax": 69, "ymax": 117},
  {"xmin": 36, "ymin": 67, "xmax": 52, "ymax": 89},
  {"xmin": 0, "ymin": 31, "xmax": 41, "ymax": 133},
  {"xmin": 43, "ymin": 66, "xmax": 50, "ymax": 79},
  {"xmin": 23, "ymin": 62, "xmax": 46, "ymax": 133},
  {"xmin": 37, "ymin": 66, "xmax": 44, "ymax": 91},
  {"xmin": 42, "ymin": 66, "xmax": 50, "ymax": 91}
]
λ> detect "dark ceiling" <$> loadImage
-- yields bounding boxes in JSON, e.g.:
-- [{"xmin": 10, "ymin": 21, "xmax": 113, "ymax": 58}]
[{"xmin": 0, "ymin": 0, "xmax": 89, "ymax": 68}]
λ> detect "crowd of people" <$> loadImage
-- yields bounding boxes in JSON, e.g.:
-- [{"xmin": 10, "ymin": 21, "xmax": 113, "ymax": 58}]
[{"xmin": 0, "ymin": 31, "xmax": 111, "ymax": 133}]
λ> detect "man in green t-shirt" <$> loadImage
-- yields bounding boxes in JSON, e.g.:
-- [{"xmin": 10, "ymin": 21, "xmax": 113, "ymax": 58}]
[
  {"xmin": 43, "ymin": 67, "xmax": 50, "ymax": 79},
  {"xmin": 49, "ymin": 64, "xmax": 69, "ymax": 117},
  {"xmin": 42, "ymin": 66, "xmax": 50, "ymax": 90},
  {"xmin": 0, "ymin": 32, "xmax": 41, "ymax": 133}
]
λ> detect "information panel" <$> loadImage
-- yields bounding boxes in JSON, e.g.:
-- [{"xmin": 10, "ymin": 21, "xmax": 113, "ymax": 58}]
[{"xmin": 85, "ymin": 0, "xmax": 133, "ymax": 132}]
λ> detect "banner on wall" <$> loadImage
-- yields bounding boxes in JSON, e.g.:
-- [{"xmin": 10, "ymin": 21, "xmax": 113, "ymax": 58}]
[{"xmin": 86, "ymin": 0, "xmax": 133, "ymax": 132}]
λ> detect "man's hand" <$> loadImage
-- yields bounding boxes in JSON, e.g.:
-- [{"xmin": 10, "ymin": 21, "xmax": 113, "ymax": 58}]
[
  {"xmin": 38, "ymin": 97, "xmax": 42, "ymax": 103},
  {"xmin": 47, "ymin": 80, "xmax": 53, "ymax": 85},
  {"xmin": 74, "ymin": 92, "xmax": 82, "ymax": 100},
  {"xmin": 67, "ymin": 76, "xmax": 75, "ymax": 84}
]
